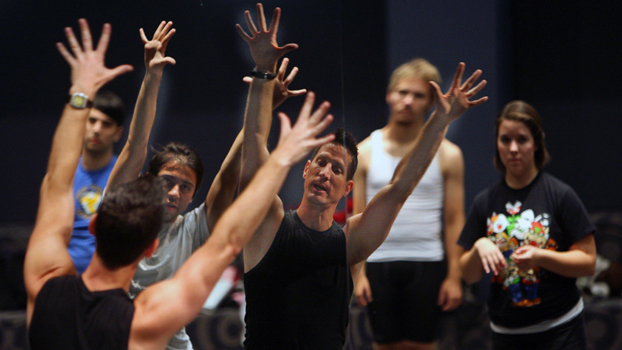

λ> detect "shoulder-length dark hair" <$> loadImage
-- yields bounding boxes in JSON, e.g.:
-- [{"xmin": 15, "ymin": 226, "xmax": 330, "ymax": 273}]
[{"xmin": 494, "ymin": 100, "xmax": 550, "ymax": 172}]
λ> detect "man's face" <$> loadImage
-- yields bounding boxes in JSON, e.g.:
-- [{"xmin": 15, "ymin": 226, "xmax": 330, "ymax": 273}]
[
  {"xmin": 83, "ymin": 109, "xmax": 122, "ymax": 154},
  {"xmin": 386, "ymin": 77, "xmax": 434, "ymax": 123},
  {"xmin": 157, "ymin": 161, "xmax": 198, "ymax": 223},
  {"xmin": 303, "ymin": 143, "xmax": 354, "ymax": 207}
]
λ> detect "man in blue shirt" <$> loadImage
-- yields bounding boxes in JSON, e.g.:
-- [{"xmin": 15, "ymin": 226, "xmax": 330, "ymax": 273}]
[{"xmin": 68, "ymin": 91, "xmax": 125, "ymax": 273}]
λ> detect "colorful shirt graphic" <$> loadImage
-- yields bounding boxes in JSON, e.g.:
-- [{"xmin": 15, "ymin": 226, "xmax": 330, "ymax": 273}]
[{"xmin": 487, "ymin": 201, "xmax": 557, "ymax": 307}]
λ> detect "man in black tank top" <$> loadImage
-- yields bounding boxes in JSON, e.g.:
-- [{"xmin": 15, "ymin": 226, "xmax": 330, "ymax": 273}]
[
  {"xmin": 24, "ymin": 16, "xmax": 336, "ymax": 350},
  {"xmin": 237, "ymin": 4, "xmax": 489, "ymax": 349}
]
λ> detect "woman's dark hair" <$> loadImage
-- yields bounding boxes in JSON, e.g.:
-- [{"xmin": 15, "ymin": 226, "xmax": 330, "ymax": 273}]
[{"xmin": 494, "ymin": 100, "xmax": 550, "ymax": 172}]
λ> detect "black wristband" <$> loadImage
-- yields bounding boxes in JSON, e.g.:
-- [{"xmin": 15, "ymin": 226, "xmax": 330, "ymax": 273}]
[{"xmin": 250, "ymin": 70, "xmax": 277, "ymax": 80}]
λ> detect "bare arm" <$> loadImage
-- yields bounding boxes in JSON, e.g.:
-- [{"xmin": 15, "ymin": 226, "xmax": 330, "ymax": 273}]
[
  {"xmin": 437, "ymin": 141, "xmax": 465, "ymax": 311},
  {"xmin": 107, "ymin": 21, "xmax": 176, "ymax": 189},
  {"xmin": 345, "ymin": 63, "xmax": 488, "ymax": 266},
  {"xmin": 351, "ymin": 139, "xmax": 373, "ymax": 306},
  {"xmin": 206, "ymin": 58, "xmax": 305, "ymax": 232},
  {"xmin": 512, "ymin": 234, "xmax": 596, "ymax": 277},
  {"xmin": 235, "ymin": 4, "xmax": 300, "ymax": 271},
  {"xmin": 24, "ymin": 19, "xmax": 132, "ymax": 325},
  {"xmin": 130, "ymin": 94, "xmax": 334, "ymax": 349}
]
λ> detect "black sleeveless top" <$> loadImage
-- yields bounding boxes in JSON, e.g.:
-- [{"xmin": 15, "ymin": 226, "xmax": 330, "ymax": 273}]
[
  {"xmin": 29, "ymin": 275, "xmax": 134, "ymax": 350},
  {"xmin": 243, "ymin": 210, "xmax": 353, "ymax": 350}
]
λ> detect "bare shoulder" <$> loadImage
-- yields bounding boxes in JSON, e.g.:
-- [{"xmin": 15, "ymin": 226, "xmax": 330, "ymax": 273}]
[
  {"xmin": 356, "ymin": 136, "xmax": 373, "ymax": 171},
  {"xmin": 438, "ymin": 139, "xmax": 464, "ymax": 174}
]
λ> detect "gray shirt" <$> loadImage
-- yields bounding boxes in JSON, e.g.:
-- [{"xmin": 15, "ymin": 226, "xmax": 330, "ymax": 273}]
[{"xmin": 130, "ymin": 202, "xmax": 209, "ymax": 350}]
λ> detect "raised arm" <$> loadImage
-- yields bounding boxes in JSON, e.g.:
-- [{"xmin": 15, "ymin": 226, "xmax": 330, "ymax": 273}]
[
  {"xmin": 344, "ymin": 63, "xmax": 488, "ymax": 266},
  {"xmin": 206, "ymin": 57, "xmax": 306, "ymax": 232},
  {"xmin": 130, "ymin": 94, "xmax": 334, "ymax": 349},
  {"xmin": 236, "ymin": 3, "xmax": 298, "ymax": 190},
  {"xmin": 106, "ymin": 21, "xmax": 176, "ymax": 189},
  {"xmin": 24, "ymin": 19, "xmax": 132, "ymax": 324}
]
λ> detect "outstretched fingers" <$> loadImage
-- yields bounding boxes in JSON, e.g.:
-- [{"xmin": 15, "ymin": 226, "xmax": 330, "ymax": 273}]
[
  {"xmin": 267, "ymin": 7, "xmax": 281, "ymax": 34},
  {"xmin": 448, "ymin": 62, "xmax": 465, "ymax": 92},
  {"xmin": 78, "ymin": 18, "xmax": 94, "ymax": 52},
  {"xmin": 256, "ymin": 3, "xmax": 268, "ymax": 32},
  {"xmin": 94, "ymin": 23, "xmax": 112, "ymax": 55}
]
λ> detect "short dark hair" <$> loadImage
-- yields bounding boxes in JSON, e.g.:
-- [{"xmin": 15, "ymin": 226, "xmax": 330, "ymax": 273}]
[
  {"xmin": 93, "ymin": 91, "xmax": 126, "ymax": 126},
  {"xmin": 148, "ymin": 142, "xmax": 204, "ymax": 195},
  {"xmin": 494, "ymin": 100, "xmax": 550, "ymax": 172},
  {"xmin": 95, "ymin": 175, "xmax": 166, "ymax": 270},
  {"xmin": 310, "ymin": 128, "xmax": 358, "ymax": 181}
]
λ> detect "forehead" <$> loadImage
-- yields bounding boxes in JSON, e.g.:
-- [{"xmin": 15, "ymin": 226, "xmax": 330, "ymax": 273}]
[
  {"xmin": 313, "ymin": 143, "xmax": 351, "ymax": 166},
  {"xmin": 89, "ymin": 108, "xmax": 117, "ymax": 125},
  {"xmin": 498, "ymin": 119, "xmax": 532, "ymax": 136},
  {"xmin": 391, "ymin": 77, "xmax": 430, "ymax": 93},
  {"xmin": 157, "ymin": 161, "xmax": 198, "ymax": 186}
]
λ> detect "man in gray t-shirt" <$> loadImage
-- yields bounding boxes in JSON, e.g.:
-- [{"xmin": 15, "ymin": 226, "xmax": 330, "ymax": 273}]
[{"xmin": 105, "ymin": 19, "xmax": 306, "ymax": 350}]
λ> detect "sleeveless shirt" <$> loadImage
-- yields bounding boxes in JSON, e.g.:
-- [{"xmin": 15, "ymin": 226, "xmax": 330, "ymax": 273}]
[
  {"xmin": 243, "ymin": 210, "xmax": 353, "ymax": 350},
  {"xmin": 29, "ymin": 275, "xmax": 134, "ymax": 350},
  {"xmin": 366, "ymin": 129, "xmax": 445, "ymax": 262}
]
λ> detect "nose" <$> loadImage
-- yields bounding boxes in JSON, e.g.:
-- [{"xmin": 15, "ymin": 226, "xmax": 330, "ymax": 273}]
[
  {"xmin": 168, "ymin": 184, "xmax": 180, "ymax": 199},
  {"xmin": 403, "ymin": 94, "xmax": 414, "ymax": 106},
  {"xmin": 92, "ymin": 121, "xmax": 102, "ymax": 134},
  {"xmin": 319, "ymin": 164, "xmax": 331, "ymax": 178},
  {"xmin": 509, "ymin": 140, "xmax": 519, "ymax": 152}
]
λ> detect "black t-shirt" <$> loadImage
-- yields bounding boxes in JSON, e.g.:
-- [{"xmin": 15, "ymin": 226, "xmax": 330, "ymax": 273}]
[
  {"xmin": 29, "ymin": 275, "xmax": 134, "ymax": 350},
  {"xmin": 458, "ymin": 172, "xmax": 595, "ymax": 328},
  {"xmin": 243, "ymin": 210, "xmax": 353, "ymax": 350}
]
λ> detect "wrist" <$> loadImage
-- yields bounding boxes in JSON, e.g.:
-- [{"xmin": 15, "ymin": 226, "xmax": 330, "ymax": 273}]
[
  {"xmin": 69, "ymin": 85, "xmax": 96, "ymax": 99},
  {"xmin": 250, "ymin": 69, "xmax": 277, "ymax": 80}
]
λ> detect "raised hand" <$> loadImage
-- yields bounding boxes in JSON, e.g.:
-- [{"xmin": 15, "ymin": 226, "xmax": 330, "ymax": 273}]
[
  {"xmin": 272, "ymin": 92, "xmax": 334, "ymax": 166},
  {"xmin": 56, "ymin": 19, "xmax": 133, "ymax": 97},
  {"xmin": 430, "ymin": 62, "xmax": 488, "ymax": 124},
  {"xmin": 236, "ymin": 3, "xmax": 298, "ymax": 72},
  {"xmin": 139, "ymin": 21, "xmax": 176, "ymax": 72},
  {"xmin": 243, "ymin": 57, "xmax": 307, "ymax": 108}
]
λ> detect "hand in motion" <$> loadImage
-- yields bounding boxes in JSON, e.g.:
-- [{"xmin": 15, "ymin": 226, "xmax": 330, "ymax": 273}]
[
  {"xmin": 437, "ymin": 277, "xmax": 463, "ymax": 312},
  {"xmin": 140, "ymin": 21, "xmax": 176, "ymax": 72},
  {"xmin": 57, "ymin": 19, "xmax": 133, "ymax": 97},
  {"xmin": 236, "ymin": 3, "xmax": 298, "ymax": 72},
  {"xmin": 354, "ymin": 274, "xmax": 373, "ymax": 307},
  {"xmin": 512, "ymin": 245, "xmax": 539, "ymax": 272},
  {"xmin": 474, "ymin": 237, "xmax": 507, "ymax": 276},
  {"xmin": 430, "ymin": 62, "xmax": 488, "ymax": 123},
  {"xmin": 272, "ymin": 92, "xmax": 334, "ymax": 166},
  {"xmin": 243, "ymin": 58, "xmax": 307, "ymax": 108}
]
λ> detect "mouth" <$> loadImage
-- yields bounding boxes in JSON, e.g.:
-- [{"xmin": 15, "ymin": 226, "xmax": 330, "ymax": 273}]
[{"xmin": 313, "ymin": 183, "xmax": 328, "ymax": 194}]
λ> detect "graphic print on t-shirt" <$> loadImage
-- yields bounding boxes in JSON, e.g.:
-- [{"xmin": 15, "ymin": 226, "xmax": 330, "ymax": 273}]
[
  {"xmin": 76, "ymin": 184, "xmax": 104, "ymax": 220},
  {"xmin": 486, "ymin": 200, "xmax": 558, "ymax": 307}
]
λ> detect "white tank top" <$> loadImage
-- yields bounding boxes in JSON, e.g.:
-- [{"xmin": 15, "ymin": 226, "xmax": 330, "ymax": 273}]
[{"xmin": 366, "ymin": 129, "xmax": 445, "ymax": 262}]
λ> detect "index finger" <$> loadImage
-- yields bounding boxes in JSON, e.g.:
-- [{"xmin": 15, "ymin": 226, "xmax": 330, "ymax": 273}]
[{"xmin": 95, "ymin": 23, "xmax": 112, "ymax": 55}]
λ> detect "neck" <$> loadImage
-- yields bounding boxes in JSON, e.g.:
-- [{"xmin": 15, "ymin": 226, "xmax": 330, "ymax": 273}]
[
  {"xmin": 81, "ymin": 254, "xmax": 138, "ymax": 292},
  {"xmin": 81, "ymin": 147, "xmax": 113, "ymax": 171},
  {"xmin": 296, "ymin": 197, "xmax": 337, "ymax": 232},
  {"xmin": 505, "ymin": 168, "xmax": 539, "ymax": 189},
  {"xmin": 385, "ymin": 115, "xmax": 425, "ymax": 144}
]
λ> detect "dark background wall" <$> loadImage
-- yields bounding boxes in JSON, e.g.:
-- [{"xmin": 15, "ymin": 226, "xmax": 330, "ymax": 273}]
[{"xmin": 1, "ymin": 0, "xmax": 620, "ymax": 225}]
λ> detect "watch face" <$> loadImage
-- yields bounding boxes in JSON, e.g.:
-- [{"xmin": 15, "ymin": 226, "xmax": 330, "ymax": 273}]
[
  {"xmin": 73, "ymin": 94, "xmax": 86, "ymax": 107},
  {"xmin": 69, "ymin": 93, "xmax": 90, "ymax": 108}
]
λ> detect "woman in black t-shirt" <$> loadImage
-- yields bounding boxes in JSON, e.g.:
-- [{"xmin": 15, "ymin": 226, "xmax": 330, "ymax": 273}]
[{"xmin": 458, "ymin": 100, "xmax": 596, "ymax": 350}]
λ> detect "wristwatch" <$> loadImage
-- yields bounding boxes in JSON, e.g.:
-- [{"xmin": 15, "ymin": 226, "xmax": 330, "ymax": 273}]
[{"xmin": 67, "ymin": 92, "xmax": 93, "ymax": 109}]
